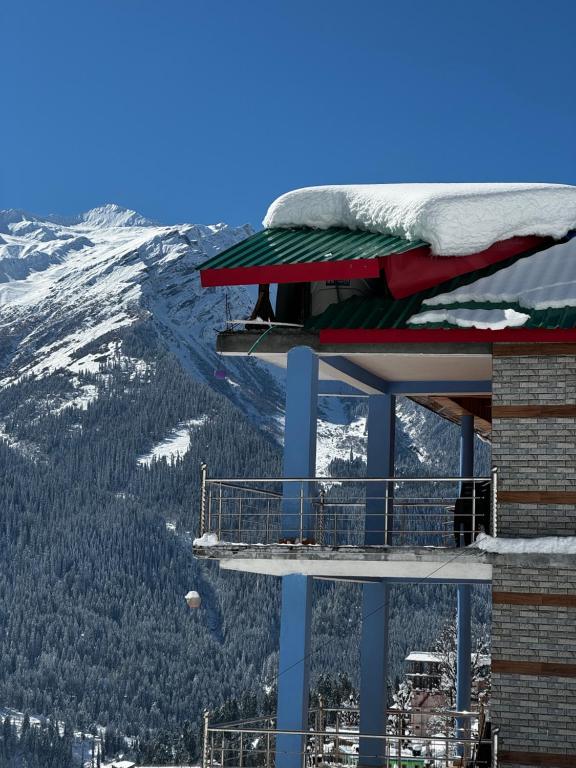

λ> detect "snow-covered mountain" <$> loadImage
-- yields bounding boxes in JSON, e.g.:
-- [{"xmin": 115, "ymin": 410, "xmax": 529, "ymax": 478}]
[{"xmin": 0, "ymin": 203, "xmax": 457, "ymax": 472}]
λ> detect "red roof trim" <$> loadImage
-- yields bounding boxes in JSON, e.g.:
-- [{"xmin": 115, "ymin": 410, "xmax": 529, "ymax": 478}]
[
  {"xmin": 199, "ymin": 258, "xmax": 388, "ymax": 287},
  {"xmin": 320, "ymin": 328, "xmax": 576, "ymax": 345},
  {"xmin": 383, "ymin": 236, "xmax": 550, "ymax": 299}
]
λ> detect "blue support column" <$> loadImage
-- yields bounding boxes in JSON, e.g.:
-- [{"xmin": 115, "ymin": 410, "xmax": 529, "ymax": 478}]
[
  {"xmin": 359, "ymin": 395, "xmax": 395, "ymax": 767},
  {"xmin": 281, "ymin": 346, "xmax": 318, "ymax": 541},
  {"xmin": 276, "ymin": 575, "xmax": 312, "ymax": 768},
  {"xmin": 456, "ymin": 414, "xmax": 473, "ymax": 753},
  {"xmin": 277, "ymin": 347, "xmax": 318, "ymax": 768}
]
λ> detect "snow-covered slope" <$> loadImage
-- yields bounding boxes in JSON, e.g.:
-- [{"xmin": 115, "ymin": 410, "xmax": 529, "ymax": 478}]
[
  {"xmin": 0, "ymin": 204, "xmax": 253, "ymax": 381},
  {"xmin": 0, "ymin": 203, "xmax": 457, "ymax": 473}
]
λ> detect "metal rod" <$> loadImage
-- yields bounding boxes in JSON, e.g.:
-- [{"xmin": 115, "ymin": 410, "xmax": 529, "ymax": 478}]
[
  {"xmin": 491, "ymin": 465, "xmax": 498, "ymax": 537},
  {"xmin": 199, "ymin": 463, "xmax": 207, "ymax": 537},
  {"xmin": 206, "ymin": 475, "xmax": 490, "ymax": 484},
  {"xmin": 202, "ymin": 710, "xmax": 210, "ymax": 768}
]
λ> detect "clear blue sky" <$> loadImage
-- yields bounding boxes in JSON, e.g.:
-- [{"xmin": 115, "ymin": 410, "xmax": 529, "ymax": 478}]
[{"xmin": 1, "ymin": 0, "xmax": 575, "ymax": 229}]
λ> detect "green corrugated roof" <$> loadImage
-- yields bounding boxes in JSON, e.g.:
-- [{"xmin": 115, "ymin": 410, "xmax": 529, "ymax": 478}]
[
  {"xmin": 198, "ymin": 227, "xmax": 426, "ymax": 271},
  {"xmin": 305, "ymin": 251, "xmax": 576, "ymax": 331}
]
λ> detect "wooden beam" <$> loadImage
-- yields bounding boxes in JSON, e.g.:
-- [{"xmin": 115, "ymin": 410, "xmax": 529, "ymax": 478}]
[
  {"xmin": 493, "ymin": 405, "xmax": 576, "ymax": 418},
  {"xmin": 500, "ymin": 750, "xmax": 576, "ymax": 767},
  {"xmin": 492, "ymin": 659, "xmax": 576, "ymax": 677},
  {"xmin": 493, "ymin": 591, "xmax": 576, "ymax": 607},
  {"xmin": 499, "ymin": 490, "xmax": 576, "ymax": 504},
  {"xmin": 493, "ymin": 343, "xmax": 576, "ymax": 357}
]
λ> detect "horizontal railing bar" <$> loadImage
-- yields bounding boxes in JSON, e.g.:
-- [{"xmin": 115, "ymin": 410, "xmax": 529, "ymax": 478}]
[
  {"xmin": 207, "ymin": 727, "xmax": 485, "ymax": 744},
  {"xmin": 206, "ymin": 476, "xmax": 490, "ymax": 484}
]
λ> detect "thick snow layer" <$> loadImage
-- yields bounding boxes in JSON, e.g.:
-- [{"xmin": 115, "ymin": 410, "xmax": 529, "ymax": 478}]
[
  {"xmin": 473, "ymin": 532, "xmax": 576, "ymax": 554},
  {"xmin": 193, "ymin": 532, "xmax": 219, "ymax": 547},
  {"xmin": 408, "ymin": 307, "xmax": 530, "ymax": 329},
  {"xmin": 424, "ymin": 237, "xmax": 576, "ymax": 310},
  {"xmin": 263, "ymin": 183, "xmax": 576, "ymax": 256}
]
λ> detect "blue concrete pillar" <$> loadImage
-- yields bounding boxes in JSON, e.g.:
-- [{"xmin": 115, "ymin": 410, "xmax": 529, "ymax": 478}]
[
  {"xmin": 456, "ymin": 414, "xmax": 473, "ymax": 753},
  {"xmin": 364, "ymin": 394, "xmax": 395, "ymax": 547},
  {"xmin": 277, "ymin": 346, "xmax": 317, "ymax": 768},
  {"xmin": 359, "ymin": 395, "xmax": 395, "ymax": 767},
  {"xmin": 276, "ymin": 574, "xmax": 313, "ymax": 768},
  {"xmin": 281, "ymin": 346, "xmax": 318, "ymax": 540}
]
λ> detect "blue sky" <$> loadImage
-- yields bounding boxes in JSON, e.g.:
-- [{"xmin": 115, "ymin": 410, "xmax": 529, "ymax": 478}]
[{"xmin": 1, "ymin": 0, "xmax": 575, "ymax": 229}]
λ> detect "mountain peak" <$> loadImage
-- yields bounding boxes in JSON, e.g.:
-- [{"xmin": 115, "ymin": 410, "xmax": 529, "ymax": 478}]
[{"xmin": 77, "ymin": 204, "xmax": 156, "ymax": 229}]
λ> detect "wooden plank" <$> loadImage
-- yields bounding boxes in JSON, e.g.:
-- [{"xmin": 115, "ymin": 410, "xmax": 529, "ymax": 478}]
[
  {"xmin": 493, "ymin": 405, "xmax": 576, "ymax": 418},
  {"xmin": 499, "ymin": 490, "xmax": 576, "ymax": 504},
  {"xmin": 500, "ymin": 751, "xmax": 576, "ymax": 767},
  {"xmin": 493, "ymin": 591, "xmax": 576, "ymax": 607},
  {"xmin": 493, "ymin": 343, "xmax": 576, "ymax": 357},
  {"xmin": 492, "ymin": 659, "xmax": 576, "ymax": 677}
]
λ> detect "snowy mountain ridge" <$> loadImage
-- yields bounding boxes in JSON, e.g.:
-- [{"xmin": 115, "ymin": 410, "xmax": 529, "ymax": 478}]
[{"xmin": 0, "ymin": 203, "xmax": 447, "ymax": 473}]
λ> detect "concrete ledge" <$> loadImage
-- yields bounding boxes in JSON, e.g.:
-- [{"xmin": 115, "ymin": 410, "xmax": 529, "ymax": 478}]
[{"xmin": 193, "ymin": 544, "xmax": 493, "ymax": 581}]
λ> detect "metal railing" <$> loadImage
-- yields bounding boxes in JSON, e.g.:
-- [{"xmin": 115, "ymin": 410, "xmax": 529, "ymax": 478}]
[
  {"xmin": 197, "ymin": 465, "xmax": 498, "ymax": 548},
  {"xmin": 201, "ymin": 707, "xmax": 497, "ymax": 768}
]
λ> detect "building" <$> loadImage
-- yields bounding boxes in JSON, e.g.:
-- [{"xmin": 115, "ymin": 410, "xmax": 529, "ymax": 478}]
[{"xmin": 194, "ymin": 183, "xmax": 576, "ymax": 768}]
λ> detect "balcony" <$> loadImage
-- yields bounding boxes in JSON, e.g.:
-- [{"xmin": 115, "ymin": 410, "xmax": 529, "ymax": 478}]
[
  {"xmin": 194, "ymin": 468, "xmax": 496, "ymax": 582},
  {"xmin": 201, "ymin": 706, "xmax": 497, "ymax": 768}
]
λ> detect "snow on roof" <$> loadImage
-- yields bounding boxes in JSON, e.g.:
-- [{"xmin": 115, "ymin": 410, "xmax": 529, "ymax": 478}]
[
  {"xmin": 424, "ymin": 236, "xmax": 576, "ymax": 310},
  {"xmin": 263, "ymin": 183, "xmax": 576, "ymax": 257},
  {"xmin": 405, "ymin": 651, "xmax": 490, "ymax": 665},
  {"xmin": 473, "ymin": 532, "xmax": 576, "ymax": 554},
  {"xmin": 405, "ymin": 651, "xmax": 441, "ymax": 663},
  {"xmin": 408, "ymin": 307, "xmax": 530, "ymax": 330}
]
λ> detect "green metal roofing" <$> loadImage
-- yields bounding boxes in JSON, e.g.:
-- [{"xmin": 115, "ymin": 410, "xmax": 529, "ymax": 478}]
[
  {"xmin": 305, "ymin": 252, "xmax": 576, "ymax": 331},
  {"xmin": 198, "ymin": 227, "xmax": 425, "ymax": 271}
]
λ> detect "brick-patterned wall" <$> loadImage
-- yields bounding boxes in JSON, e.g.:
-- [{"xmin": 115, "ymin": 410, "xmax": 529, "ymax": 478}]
[
  {"xmin": 492, "ymin": 351, "xmax": 576, "ymax": 536},
  {"xmin": 492, "ymin": 564, "xmax": 576, "ymax": 764}
]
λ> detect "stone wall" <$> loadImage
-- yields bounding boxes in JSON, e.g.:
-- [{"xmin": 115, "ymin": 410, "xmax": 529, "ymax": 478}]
[{"xmin": 492, "ymin": 348, "xmax": 576, "ymax": 536}]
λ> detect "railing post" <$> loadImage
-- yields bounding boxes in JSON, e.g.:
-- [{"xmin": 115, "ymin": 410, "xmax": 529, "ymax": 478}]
[
  {"xmin": 199, "ymin": 463, "xmax": 208, "ymax": 538},
  {"xmin": 239, "ymin": 732, "xmax": 243, "ymax": 768},
  {"xmin": 202, "ymin": 710, "xmax": 210, "ymax": 768},
  {"xmin": 266, "ymin": 727, "xmax": 271, "ymax": 768},
  {"xmin": 318, "ymin": 489, "xmax": 325, "ymax": 546},
  {"xmin": 492, "ymin": 726, "xmax": 500, "ymax": 768},
  {"xmin": 472, "ymin": 481, "xmax": 477, "ymax": 543},
  {"xmin": 491, "ymin": 466, "xmax": 498, "ymax": 537},
  {"xmin": 238, "ymin": 495, "xmax": 243, "ymax": 540},
  {"xmin": 316, "ymin": 695, "xmax": 323, "ymax": 763},
  {"xmin": 218, "ymin": 482, "xmax": 223, "ymax": 540},
  {"xmin": 299, "ymin": 482, "xmax": 304, "ymax": 542}
]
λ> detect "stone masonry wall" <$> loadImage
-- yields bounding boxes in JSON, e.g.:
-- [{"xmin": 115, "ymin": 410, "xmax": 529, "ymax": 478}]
[
  {"xmin": 491, "ymin": 350, "xmax": 576, "ymax": 766},
  {"xmin": 491, "ymin": 563, "xmax": 576, "ymax": 763},
  {"xmin": 492, "ymin": 351, "xmax": 576, "ymax": 536}
]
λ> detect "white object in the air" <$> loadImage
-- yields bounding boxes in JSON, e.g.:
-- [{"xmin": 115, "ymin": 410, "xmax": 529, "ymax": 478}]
[
  {"xmin": 185, "ymin": 590, "xmax": 201, "ymax": 609},
  {"xmin": 193, "ymin": 532, "xmax": 219, "ymax": 547},
  {"xmin": 424, "ymin": 236, "xmax": 576, "ymax": 310},
  {"xmin": 263, "ymin": 183, "xmax": 576, "ymax": 256},
  {"xmin": 473, "ymin": 532, "xmax": 576, "ymax": 554},
  {"xmin": 407, "ymin": 307, "xmax": 530, "ymax": 330}
]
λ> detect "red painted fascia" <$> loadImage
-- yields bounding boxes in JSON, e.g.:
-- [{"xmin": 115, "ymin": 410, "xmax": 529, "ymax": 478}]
[
  {"xmin": 200, "ymin": 258, "xmax": 386, "ymax": 287},
  {"xmin": 319, "ymin": 328, "xmax": 576, "ymax": 345},
  {"xmin": 383, "ymin": 235, "xmax": 550, "ymax": 299}
]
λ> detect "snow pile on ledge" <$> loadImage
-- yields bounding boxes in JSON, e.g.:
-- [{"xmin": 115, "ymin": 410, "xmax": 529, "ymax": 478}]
[
  {"xmin": 424, "ymin": 236, "xmax": 576, "ymax": 310},
  {"xmin": 263, "ymin": 183, "xmax": 576, "ymax": 256},
  {"xmin": 473, "ymin": 532, "xmax": 576, "ymax": 554},
  {"xmin": 408, "ymin": 307, "xmax": 530, "ymax": 330},
  {"xmin": 193, "ymin": 532, "xmax": 219, "ymax": 547}
]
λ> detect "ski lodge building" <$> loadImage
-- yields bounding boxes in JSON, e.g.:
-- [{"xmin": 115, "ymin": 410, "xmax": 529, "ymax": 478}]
[{"xmin": 194, "ymin": 184, "xmax": 576, "ymax": 768}]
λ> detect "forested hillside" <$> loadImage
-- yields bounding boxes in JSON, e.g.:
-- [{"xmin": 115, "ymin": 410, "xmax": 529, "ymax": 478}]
[{"xmin": 0, "ymin": 208, "xmax": 490, "ymax": 762}]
